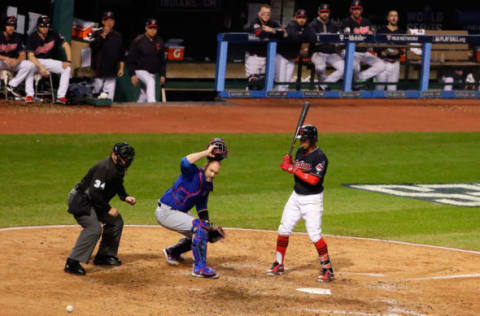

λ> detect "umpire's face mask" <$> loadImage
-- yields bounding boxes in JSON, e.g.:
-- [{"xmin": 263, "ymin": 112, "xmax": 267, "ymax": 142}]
[{"xmin": 113, "ymin": 153, "xmax": 133, "ymax": 171}]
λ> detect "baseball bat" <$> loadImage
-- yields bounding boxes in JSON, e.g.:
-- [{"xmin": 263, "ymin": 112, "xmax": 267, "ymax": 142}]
[
  {"xmin": 288, "ymin": 101, "xmax": 310, "ymax": 156},
  {"xmin": 161, "ymin": 84, "xmax": 166, "ymax": 103}
]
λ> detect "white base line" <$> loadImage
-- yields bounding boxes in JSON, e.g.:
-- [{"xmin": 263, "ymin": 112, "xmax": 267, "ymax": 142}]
[
  {"xmin": 0, "ymin": 225, "xmax": 480, "ymax": 256},
  {"xmin": 407, "ymin": 273, "xmax": 480, "ymax": 281}
]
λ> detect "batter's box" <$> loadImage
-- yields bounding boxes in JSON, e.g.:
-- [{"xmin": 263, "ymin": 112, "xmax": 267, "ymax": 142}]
[{"xmin": 343, "ymin": 183, "xmax": 480, "ymax": 207}]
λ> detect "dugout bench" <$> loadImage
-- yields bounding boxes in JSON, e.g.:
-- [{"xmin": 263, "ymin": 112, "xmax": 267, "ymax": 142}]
[{"xmin": 215, "ymin": 32, "xmax": 480, "ymax": 98}]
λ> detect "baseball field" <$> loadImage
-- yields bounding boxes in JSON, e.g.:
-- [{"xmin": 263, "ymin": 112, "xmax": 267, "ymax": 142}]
[{"xmin": 1, "ymin": 99, "xmax": 479, "ymax": 315}]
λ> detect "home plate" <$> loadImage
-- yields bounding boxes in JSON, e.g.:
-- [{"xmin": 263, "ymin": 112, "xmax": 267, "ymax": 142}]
[{"xmin": 296, "ymin": 288, "xmax": 331, "ymax": 295}]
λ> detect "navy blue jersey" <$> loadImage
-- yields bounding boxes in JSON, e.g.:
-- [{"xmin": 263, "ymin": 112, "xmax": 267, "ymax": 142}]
[
  {"xmin": 342, "ymin": 16, "xmax": 373, "ymax": 52},
  {"xmin": 278, "ymin": 21, "xmax": 316, "ymax": 60},
  {"xmin": 127, "ymin": 34, "xmax": 166, "ymax": 76},
  {"xmin": 27, "ymin": 30, "xmax": 64, "ymax": 59},
  {"xmin": 310, "ymin": 18, "xmax": 341, "ymax": 54},
  {"xmin": 0, "ymin": 32, "xmax": 25, "ymax": 58},
  {"xmin": 293, "ymin": 147, "xmax": 328, "ymax": 195},
  {"xmin": 247, "ymin": 18, "xmax": 283, "ymax": 57},
  {"xmin": 160, "ymin": 157, "xmax": 213, "ymax": 213},
  {"xmin": 375, "ymin": 26, "xmax": 404, "ymax": 62}
]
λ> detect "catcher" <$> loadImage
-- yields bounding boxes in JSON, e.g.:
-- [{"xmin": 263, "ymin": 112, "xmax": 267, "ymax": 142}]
[{"xmin": 155, "ymin": 138, "xmax": 227, "ymax": 279}]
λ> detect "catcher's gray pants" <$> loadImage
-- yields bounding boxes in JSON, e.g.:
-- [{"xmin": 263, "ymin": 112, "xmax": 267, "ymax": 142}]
[
  {"xmin": 68, "ymin": 189, "xmax": 124, "ymax": 264},
  {"xmin": 155, "ymin": 203, "xmax": 194, "ymax": 238}
]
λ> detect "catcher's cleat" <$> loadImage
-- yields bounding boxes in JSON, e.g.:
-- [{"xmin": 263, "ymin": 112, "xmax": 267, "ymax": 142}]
[
  {"xmin": 318, "ymin": 268, "xmax": 334, "ymax": 283},
  {"xmin": 192, "ymin": 265, "xmax": 219, "ymax": 279},
  {"xmin": 266, "ymin": 261, "xmax": 284, "ymax": 276},
  {"xmin": 163, "ymin": 248, "xmax": 185, "ymax": 266}
]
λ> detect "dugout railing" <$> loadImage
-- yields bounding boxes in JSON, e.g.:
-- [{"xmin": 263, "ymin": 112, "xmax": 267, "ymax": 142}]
[{"xmin": 215, "ymin": 32, "xmax": 480, "ymax": 99}]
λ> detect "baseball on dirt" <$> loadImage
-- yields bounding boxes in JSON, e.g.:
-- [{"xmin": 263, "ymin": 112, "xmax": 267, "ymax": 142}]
[{"xmin": 66, "ymin": 305, "xmax": 74, "ymax": 313}]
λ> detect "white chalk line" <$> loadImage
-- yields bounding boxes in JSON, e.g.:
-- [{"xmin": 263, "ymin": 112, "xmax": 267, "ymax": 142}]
[
  {"xmin": 296, "ymin": 288, "xmax": 331, "ymax": 295},
  {"xmin": 1, "ymin": 224, "xmax": 479, "ymax": 256},
  {"xmin": 406, "ymin": 273, "xmax": 480, "ymax": 281},
  {"xmin": 341, "ymin": 272, "xmax": 385, "ymax": 277},
  {"xmin": 280, "ymin": 306, "xmax": 429, "ymax": 316}
]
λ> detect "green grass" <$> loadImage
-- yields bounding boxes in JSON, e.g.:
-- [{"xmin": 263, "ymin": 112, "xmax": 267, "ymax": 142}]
[{"xmin": 1, "ymin": 132, "xmax": 479, "ymax": 250}]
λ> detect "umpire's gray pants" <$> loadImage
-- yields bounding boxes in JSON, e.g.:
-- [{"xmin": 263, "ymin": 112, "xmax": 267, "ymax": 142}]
[
  {"xmin": 68, "ymin": 190, "xmax": 124, "ymax": 264},
  {"xmin": 155, "ymin": 203, "xmax": 194, "ymax": 238}
]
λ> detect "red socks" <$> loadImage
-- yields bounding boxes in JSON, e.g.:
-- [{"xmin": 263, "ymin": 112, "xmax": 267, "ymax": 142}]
[
  {"xmin": 276, "ymin": 235, "xmax": 289, "ymax": 264},
  {"xmin": 314, "ymin": 237, "xmax": 330, "ymax": 265}
]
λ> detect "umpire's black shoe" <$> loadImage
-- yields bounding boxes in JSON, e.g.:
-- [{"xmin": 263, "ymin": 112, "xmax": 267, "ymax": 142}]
[
  {"xmin": 93, "ymin": 255, "xmax": 122, "ymax": 266},
  {"xmin": 64, "ymin": 258, "xmax": 86, "ymax": 276}
]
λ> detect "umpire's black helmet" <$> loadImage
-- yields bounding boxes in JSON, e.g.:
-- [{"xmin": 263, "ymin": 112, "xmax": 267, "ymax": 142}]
[
  {"xmin": 297, "ymin": 125, "xmax": 318, "ymax": 143},
  {"xmin": 113, "ymin": 142, "xmax": 135, "ymax": 169}
]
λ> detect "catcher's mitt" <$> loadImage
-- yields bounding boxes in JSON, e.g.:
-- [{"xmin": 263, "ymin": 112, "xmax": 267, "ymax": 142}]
[{"xmin": 208, "ymin": 226, "xmax": 226, "ymax": 243}]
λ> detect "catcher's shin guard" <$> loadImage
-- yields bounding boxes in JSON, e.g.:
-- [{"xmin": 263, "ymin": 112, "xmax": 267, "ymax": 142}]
[{"xmin": 192, "ymin": 219, "xmax": 218, "ymax": 278}]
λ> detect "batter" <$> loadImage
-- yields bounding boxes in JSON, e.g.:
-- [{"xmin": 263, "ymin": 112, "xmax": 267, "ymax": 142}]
[{"xmin": 267, "ymin": 124, "xmax": 334, "ymax": 282}]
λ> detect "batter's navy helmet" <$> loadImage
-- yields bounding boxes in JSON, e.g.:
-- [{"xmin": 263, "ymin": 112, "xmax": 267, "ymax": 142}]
[
  {"xmin": 37, "ymin": 15, "xmax": 50, "ymax": 27},
  {"xmin": 113, "ymin": 142, "xmax": 135, "ymax": 169},
  {"xmin": 207, "ymin": 137, "xmax": 228, "ymax": 161},
  {"xmin": 297, "ymin": 125, "xmax": 318, "ymax": 143}
]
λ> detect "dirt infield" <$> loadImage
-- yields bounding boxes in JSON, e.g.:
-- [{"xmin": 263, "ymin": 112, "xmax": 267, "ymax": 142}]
[
  {"xmin": 1, "ymin": 98, "xmax": 480, "ymax": 134},
  {"xmin": 2, "ymin": 98, "xmax": 480, "ymax": 315},
  {"xmin": 0, "ymin": 226, "xmax": 479, "ymax": 316}
]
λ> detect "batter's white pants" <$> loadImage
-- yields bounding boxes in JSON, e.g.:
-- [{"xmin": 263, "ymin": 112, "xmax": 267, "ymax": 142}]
[
  {"xmin": 311, "ymin": 52, "xmax": 344, "ymax": 88},
  {"xmin": 278, "ymin": 191, "xmax": 324, "ymax": 243},
  {"xmin": 275, "ymin": 54, "xmax": 295, "ymax": 91},
  {"xmin": 135, "ymin": 70, "xmax": 156, "ymax": 103},
  {"xmin": 1, "ymin": 60, "xmax": 36, "ymax": 97},
  {"xmin": 245, "ymin": 54, "xmax": 266, "ymax": 77},
  {"xmin": 353, "ymin": 52, "xmax": 385, "ymax": 81},
  {"xmin": 375, "ymin": 60, "xmax": 400, "ymax": 91},
  {"xmin": 25, "ymin": 58, "xmax": 71, "ymax": 98},
  {"xmin": 93, "ymin": 77, "xmax": 116, "ymax": 100}
]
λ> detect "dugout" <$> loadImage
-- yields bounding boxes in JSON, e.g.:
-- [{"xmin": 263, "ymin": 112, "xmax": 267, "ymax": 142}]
[{"xmin": 3, "ymin": 0, "xmax": 480, "ymax": 101}]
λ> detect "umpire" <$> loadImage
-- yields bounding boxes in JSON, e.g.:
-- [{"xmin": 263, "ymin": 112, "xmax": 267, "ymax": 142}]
[
  {"xmin": 89, "ymin": 11, "xmax": 125, "ymax": 100},
  {"xmin": 64, "ymin": 142, "xmax": 136, "ymax": 276}
]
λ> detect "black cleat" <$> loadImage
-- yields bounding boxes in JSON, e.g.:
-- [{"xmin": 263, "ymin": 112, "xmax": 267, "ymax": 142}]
[
  {"xmin": 93, "ymin": 255, "xmax": 122, "ymax": 266},
  {"xmin": 7, "ymin": 85, "xmax": 24, "ymax": 98},
  {"xmin": 64, "ymin": 258, "xmax": 86, "ymax": 276}
]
